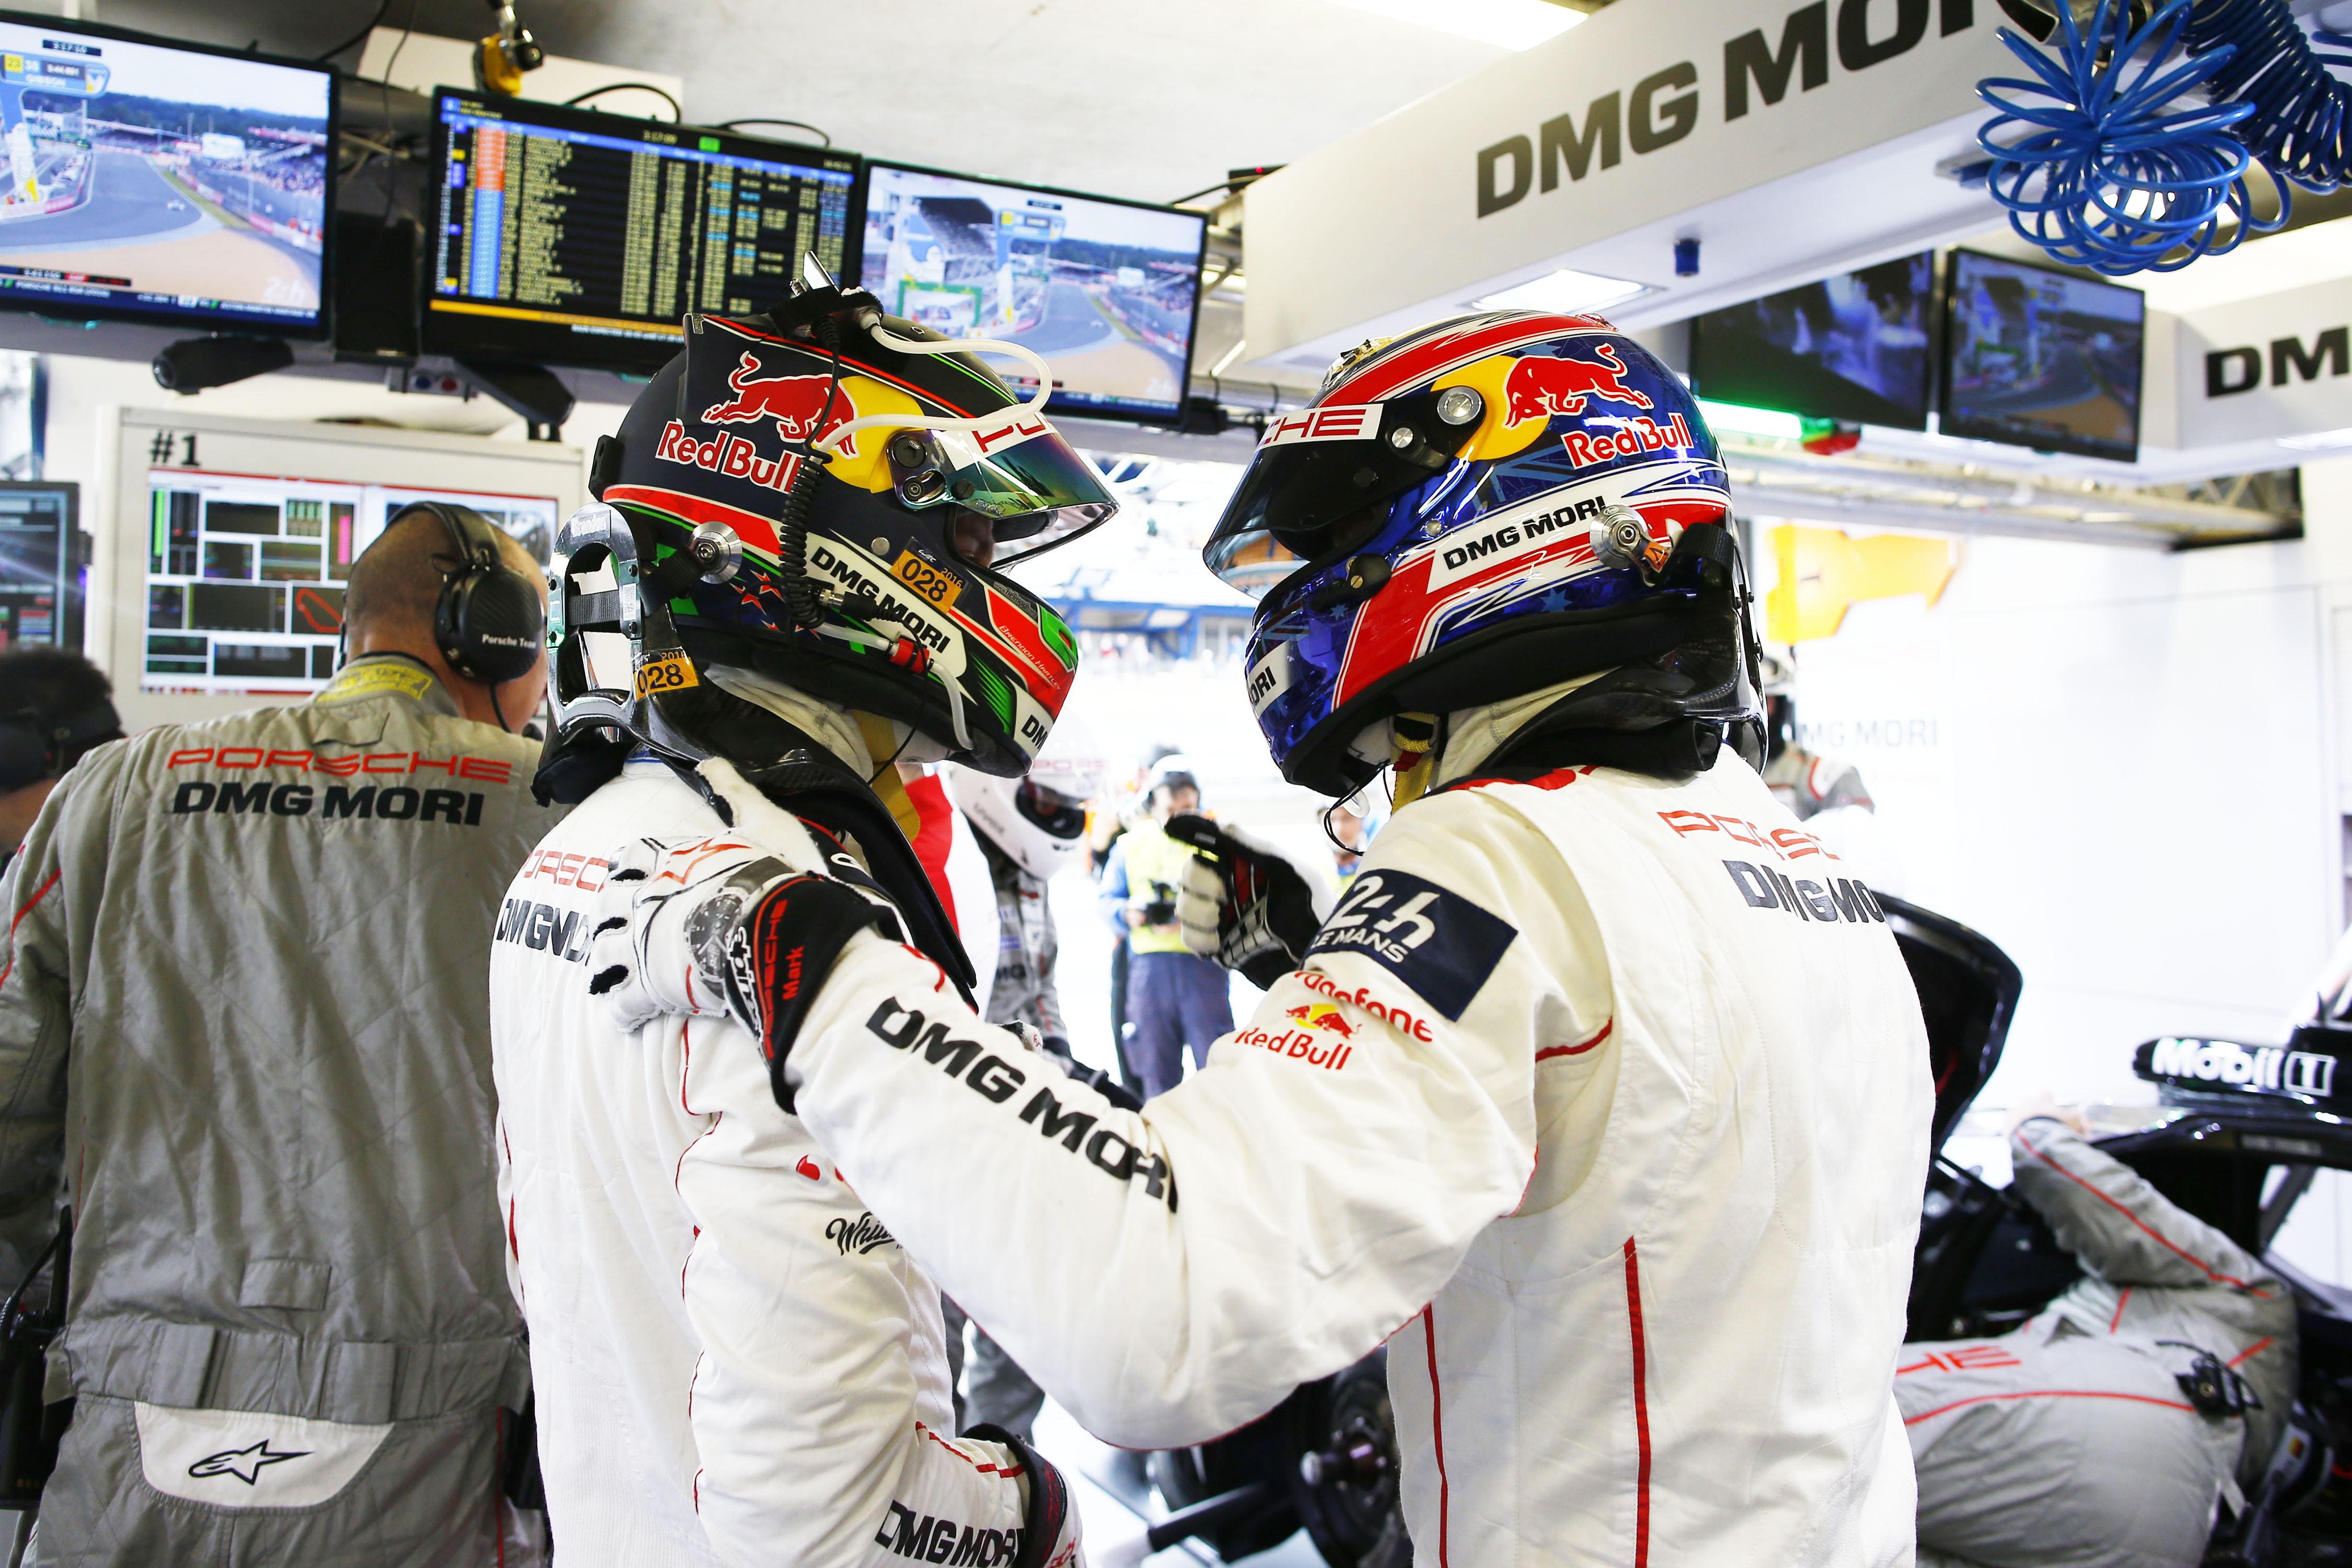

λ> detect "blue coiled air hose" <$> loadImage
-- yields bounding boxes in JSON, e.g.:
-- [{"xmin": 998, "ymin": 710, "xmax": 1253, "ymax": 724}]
[{"xmin": 1977, "ymin": 0, "xmax": 2351, "ymax": 273}]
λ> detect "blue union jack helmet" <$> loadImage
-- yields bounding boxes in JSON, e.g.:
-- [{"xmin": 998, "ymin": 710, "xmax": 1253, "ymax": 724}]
[{"xmin": 1202, "ymin": 311, "xmax": 1762, "ymax": 797}]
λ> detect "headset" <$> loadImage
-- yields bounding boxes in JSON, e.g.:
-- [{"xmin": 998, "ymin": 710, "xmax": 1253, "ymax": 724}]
[
  {"xmin": 0, "ymin": 699, "xmax": 123, "ymax": 794},
  {"xmin": 393, "ymin": 502, "xmax": 546, "ymax": 687}
]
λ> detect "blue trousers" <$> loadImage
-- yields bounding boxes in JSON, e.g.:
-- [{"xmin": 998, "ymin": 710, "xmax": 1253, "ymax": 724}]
[{"xmin": 1126, "ymin": 949, "xmax": 1233, "ymax": 1099}]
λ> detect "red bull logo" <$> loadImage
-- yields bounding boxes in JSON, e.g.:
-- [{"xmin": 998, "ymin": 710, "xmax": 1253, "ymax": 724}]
[
  {"xmin": 1560, "ymin": 412, "xmax": 1696, "ymax": 469},
  {"xmin": 654, "ymin": 420, "xmax": 801, "ymax": 495},
  {"xmin": 1502, "ymin": 345, "xmax": 1653, "ymax": 423},
  {"xmin": 1281, "ymin": 1003, "xmax": 1357, "ymax": 1040},
  {"xmin": 700, "ymin": 352, "xmax": 862, "ymax": 454},
  {"xmin": 1235, "ymin": 1021, "xmax": 1353, "ymax": 1071}
]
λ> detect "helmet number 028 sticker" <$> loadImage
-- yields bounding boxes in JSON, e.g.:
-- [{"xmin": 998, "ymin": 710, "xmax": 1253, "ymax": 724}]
[
  {"xmin": 890, "ymin": 551, "xmax": 963, "ymax": 612},
  {"xmin": 1304, "ymin": 867, "xmax": 1517, "ymax": 1020},
  {"xmin": 635, "ymin": 652, "xmax": 699, "ymax": 699}
]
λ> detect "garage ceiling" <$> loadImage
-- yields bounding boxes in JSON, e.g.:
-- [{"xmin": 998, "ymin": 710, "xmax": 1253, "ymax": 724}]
[{"xmin": 85, "ymin": 0, "xmax": 1518, "ymax": 208}]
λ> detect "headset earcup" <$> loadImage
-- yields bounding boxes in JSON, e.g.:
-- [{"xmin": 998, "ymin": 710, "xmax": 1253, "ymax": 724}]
[
  {"xmin": 0, "ymin": 716, "xmax": 54, "ymax": 793},
  {"xmin": 447, "ymin": 568, "xmax": 545, "ymax": 685}
]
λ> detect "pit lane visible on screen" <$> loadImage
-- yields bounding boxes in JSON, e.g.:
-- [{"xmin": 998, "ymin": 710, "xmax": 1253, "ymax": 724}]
[
  {"xmin": 0, "ymin": 17, "xmax": 329, "ymax": 333},
  {"xmin": 858, "ymin": 162, "xmax": 1208, "ymax": 423}
]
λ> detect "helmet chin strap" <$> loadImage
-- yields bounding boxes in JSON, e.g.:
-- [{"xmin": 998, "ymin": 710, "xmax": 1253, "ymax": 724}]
[{"xmin": 1389, "ymin": 712, "xmax": 1440, "ymax": 811}]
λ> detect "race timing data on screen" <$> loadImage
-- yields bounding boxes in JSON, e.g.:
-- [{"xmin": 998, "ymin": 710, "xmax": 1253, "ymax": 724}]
[
  {"xmin": 426, "ymin": 92, "xmax": 859, "ymax": 374},
  {"xmin": 1942, "ymin": 249, "xmax": 2145, "ymax": 464},
  {"xmin": 143, "ymin": 467, "xmax": 557, "ymax": 697},
  {"xmin": 856, "ymin": 161, "xmax": 1207, "ymax": 422},
  {"xmin": 0, "ymin": 17, "xmax": 329, "ymax": 333}
]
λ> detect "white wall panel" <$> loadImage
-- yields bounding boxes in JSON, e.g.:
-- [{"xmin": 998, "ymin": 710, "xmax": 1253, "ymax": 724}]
[{"xmin": 1778, "ymin": 531, "xmax": 2333, "ymax": 1104}]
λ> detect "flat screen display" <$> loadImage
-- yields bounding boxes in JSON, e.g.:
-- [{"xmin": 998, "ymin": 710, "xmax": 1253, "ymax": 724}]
[
  {"xmin": 0, "ymin": 13, "xmax": 331, "ymax": 335},
  {"xmin": 1690, "ymin": 253, "xmax": 1934, "ymax": 430},
  {"xmin": 857, "ymin": 160, "xmax": 1208, "ymax": 422},
  {"xmin": 1942, "ymin": 249, "xmax": 2145, "ymax": 462},
  {"xmin": 425, "ymin": 90, "xmax": 861, "ymax": 374},
  {"xmin": 0, "ymin": 480, "xmax": 75, "ymax": 648},
  {"xmin": 141, "ymin": 466, "xmax": 557, "ymax": 696}
]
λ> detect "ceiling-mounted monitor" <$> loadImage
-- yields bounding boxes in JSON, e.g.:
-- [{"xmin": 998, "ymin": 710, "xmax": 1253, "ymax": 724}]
[
  {"xmin": 0, "ymin": 480, "xmax": 79, "ymax": 649},
  {"xmin": 856, "ymin": 160, "xmax": 1209, "ymax": 424},
  {"xmin": 1942, "ymin": 249, "xmax": 2145, "ymax": 463},
  {"xmin": 1689, "ymin": 253, "xmax": 1934, "ymax": 431},
  {"xmin": 0, "ymin": 12, "xmax": 332, "ymax": 336},
  {"xmin": 423, "ymin": 89, "xmax": 862, "ymax": 375}
]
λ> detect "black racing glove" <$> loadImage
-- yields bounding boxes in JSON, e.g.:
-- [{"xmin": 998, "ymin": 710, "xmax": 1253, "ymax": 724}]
[{"xmin": 1161, "ymin": 812, "xmax": 1331, "ymax": 990}]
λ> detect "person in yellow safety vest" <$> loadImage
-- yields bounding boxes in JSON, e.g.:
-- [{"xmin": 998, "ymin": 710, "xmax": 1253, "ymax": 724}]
[{"xmin": 1097, "ymin": 757, "xmax": 1229, "ymax": 1097}]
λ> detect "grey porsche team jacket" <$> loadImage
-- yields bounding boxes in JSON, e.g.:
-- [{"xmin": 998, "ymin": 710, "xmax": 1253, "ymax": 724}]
[{"xmin": 0, "ymin": 655, "xmax": 566, "ymax": 1564}]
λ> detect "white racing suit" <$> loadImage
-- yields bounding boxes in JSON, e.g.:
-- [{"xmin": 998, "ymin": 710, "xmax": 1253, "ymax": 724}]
[
  {"xmin": 685, "ymin": 747, "xmax": 1933, "ymax": 1563},
  {"xmin": 490, "ymin": 758, "xmax": 1057, "ymax": 1568},
  {"xmin": 1901, "ymin": 1120, "xmax": 2297, "ymax": 1568}
]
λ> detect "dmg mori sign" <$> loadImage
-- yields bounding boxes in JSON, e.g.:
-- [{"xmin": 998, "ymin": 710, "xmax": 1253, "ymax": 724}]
[
  {"xmin": 1474, "ymin": 0, "xmax": 1978, "ymax": 219},
  {"xmin": 2176, "ymin": 277, "xmax": 2352, "ymax": 447},
  {"xmin": 1243, "ymin": 0, "xmax": 2011, "ymax": 368}
]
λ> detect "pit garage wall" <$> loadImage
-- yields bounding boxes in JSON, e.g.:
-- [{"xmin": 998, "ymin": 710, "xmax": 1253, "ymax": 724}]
[{"xmin": 1769, "ymin": 461, "xmax": 2352, "ymax": 1108}]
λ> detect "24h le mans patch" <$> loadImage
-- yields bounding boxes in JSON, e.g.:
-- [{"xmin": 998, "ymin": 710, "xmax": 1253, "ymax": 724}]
[{"xmin": 1304, "ymin": 867, "xmax": 1517, "ymax": 1021}]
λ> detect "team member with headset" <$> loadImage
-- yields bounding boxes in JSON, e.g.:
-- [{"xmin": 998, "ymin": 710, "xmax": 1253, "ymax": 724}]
[
  {"xmin": 0, "ymin": 648, "xmax": 123, "ymax": 880},
  {"xmin": 527, "ymin": 300, "xmax": 1930, "ymax": 1563},
  {"xmin": 0, "ymin": 504, "xmax": 565, "ymax": 1566}
]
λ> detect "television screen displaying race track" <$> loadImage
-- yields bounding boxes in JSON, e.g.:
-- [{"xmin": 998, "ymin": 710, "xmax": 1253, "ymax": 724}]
[
  {"xmin": 1943, "ymin": 251, "xmax": 2145, "ymax": 463},
  {"xmin": 0, "ymin": 19, "xmax": 330, "ymax": 334},
  {"xmin": 858, "ymin": 162, "xmax": 1208, "ymax": 421}
]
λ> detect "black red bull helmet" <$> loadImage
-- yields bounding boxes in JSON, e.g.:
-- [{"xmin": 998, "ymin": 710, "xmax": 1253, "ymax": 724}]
[
  {"xmin": 548, "ymin": 276, "xmax": 1117, "ymax": 780},
  {"xmin": 1203, "ymin": 311, "xmax": 1762, "ymax": 797}
]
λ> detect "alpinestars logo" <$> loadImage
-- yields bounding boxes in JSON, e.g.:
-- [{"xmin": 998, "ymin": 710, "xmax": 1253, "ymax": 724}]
[{"xmin": 188, "ymin": 1440, "xmax": 309, "ymax": 1484}]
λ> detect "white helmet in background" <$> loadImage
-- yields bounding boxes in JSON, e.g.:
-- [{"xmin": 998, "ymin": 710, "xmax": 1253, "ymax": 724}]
[{"xmin": 946, "ymin": 718, "xmax": 1107, "ymax": 880}]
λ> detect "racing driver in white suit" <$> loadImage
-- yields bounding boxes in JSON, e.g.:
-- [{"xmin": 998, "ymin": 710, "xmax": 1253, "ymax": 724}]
[
  {"xmin": 489, "ymin": 285, "xmax": 1120, "ymax": 1566},
  {"xmin": 563, "ymin": 309, "xmax": 1935, "ymax": 1563}
]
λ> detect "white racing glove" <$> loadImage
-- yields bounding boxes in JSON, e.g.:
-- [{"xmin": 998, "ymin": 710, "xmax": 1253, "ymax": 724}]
[
  {"xmin": 1162, "ymin": 813, "xmax": 1335, "ymax": 989},
  {"xmin": 586, "ymin": 759, "xmax": 904, "ymax": 1110}
]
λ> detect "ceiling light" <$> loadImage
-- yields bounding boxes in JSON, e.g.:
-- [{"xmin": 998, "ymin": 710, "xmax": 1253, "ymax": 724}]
[
  {"xmin": 2279, "ymin": 427, "xmax": 2352, "ymax": 451},
  {"xmin": 1472, "ymin": 268, "xmax": 1652, "ymax": 315},
  {"xmin": 1318, "ymin": 0, "xmax": 1585, "ymax": 51},
  {"xmin": 1697, "ymin": 400, "xmax": 1805, "ymax": 440}
]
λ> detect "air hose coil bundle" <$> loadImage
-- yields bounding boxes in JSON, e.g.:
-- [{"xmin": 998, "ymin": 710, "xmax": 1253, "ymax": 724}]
[{"xmin": 1977, "ymin": 0, "xmax": 2352, "ymax": 274}]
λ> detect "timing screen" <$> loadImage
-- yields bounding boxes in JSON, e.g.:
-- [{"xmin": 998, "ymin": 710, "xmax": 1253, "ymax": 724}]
[
  {"xmin": 859, "ymin": 164, "xmax": 1205, "ymax": 420},
  {"xmin": 0, "ymin": 486, "xmax": 72, "ymax": 648},
  {"xmin": 1945, "ymin": 252, "xmax": 2145, "ymax": 463},
  {"xmin": 0, "ymin": 20, "xmax": 328, "ymax": 330},
  {"xmin": 143, "ymin": 470, "xmax": 556, "ymax": 696},
  {"xmin": 429, "ymin": 93, "xmax": 858, "ymax": 353}
]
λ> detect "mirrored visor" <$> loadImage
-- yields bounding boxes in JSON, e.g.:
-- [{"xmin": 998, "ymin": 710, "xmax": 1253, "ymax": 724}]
[
  {"xmin": 1202, "ymin": 386, "xmax": 1483, "ymax": 597},
  {"xmin": 927, "ymin": 421, "xmax": 1118, "ymax": 568}
]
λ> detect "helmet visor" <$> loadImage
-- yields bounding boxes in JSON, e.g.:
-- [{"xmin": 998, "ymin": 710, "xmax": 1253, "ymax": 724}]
[
  {"xmin": 1204, "ymin": 386, "xmax": 1483, "ymax": 597},
  {"xmin": 917, "ymin": 419, "xmax": 1119, "ymax": 569}
]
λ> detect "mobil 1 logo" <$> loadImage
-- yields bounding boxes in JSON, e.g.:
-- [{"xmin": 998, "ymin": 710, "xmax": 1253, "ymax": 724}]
[{"xmin": 1304, "ymin": 868, "xmax": 1517, "ymax": 1021}]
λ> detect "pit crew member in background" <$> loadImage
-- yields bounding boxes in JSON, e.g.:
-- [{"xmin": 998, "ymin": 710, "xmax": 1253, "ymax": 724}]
[
  {"xmin": 1762, "ymin": 650, "xmax": 1873, "ymax": 819},
  {"xmin": 0, "ymin": 648, "xmax": 123, "ymax": 881},
  {"xmin": 1901, "ymin": 1100, "xmax": 2296, "ymax": 1568},
  {"xmin": 0, "ymin": 505, "xmax": 561, "ymax": 1565},
  {"xmin": 589, "ymin": 313, "xmax": 1934, "ymax": 1564},
  {"xmin": 938, "ymin": 722, "xmax": 1105, "ymax": 1443},
  {"xmin": 491, "ymin": 284, "xmax": 1114, "ymax": 1566},
  {"xmin": 1097, "ymin": 757, "xmax": 1229, "ymax": 1097}
]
